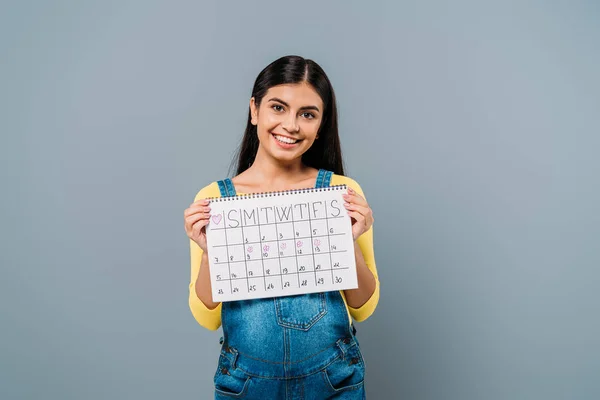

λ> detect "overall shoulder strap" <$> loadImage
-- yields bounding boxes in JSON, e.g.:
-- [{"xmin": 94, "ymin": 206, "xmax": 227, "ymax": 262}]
[
  {"xmin": 315, "ymin": 169, "xmax": 328, "ymax": 188},
  {"xmin": 216, "ymin": 178, "xmax": 237, "ymax": 197},
  {"xmin": 315, "ymin": 169, "xmax": 334, "ymax": 188},
  {"xmin": 322, "ymin": 170, "xmax": 333, "ymax": 187}
]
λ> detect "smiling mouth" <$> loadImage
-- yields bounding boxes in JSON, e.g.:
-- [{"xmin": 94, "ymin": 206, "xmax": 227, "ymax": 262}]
[{"xmin": 272, "ymin": 133, "xmax": 301, "ymax": 144}]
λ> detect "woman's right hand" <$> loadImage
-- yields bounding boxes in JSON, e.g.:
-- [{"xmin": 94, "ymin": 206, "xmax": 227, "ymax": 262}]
[{"xmin": 184, "ymin": 199, "xmax": 211, "ymax": 252}]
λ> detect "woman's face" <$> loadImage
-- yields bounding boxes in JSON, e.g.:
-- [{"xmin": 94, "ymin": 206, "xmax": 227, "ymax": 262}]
[{"xmin": 250, "ymin": 82, "xmax": 324, "ymax": 164}]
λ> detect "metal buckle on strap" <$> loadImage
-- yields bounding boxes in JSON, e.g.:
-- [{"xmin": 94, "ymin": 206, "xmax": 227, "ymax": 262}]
[
  {"xmin": 221, "ymin": 344, "xmax": 239, "ymax": 369},
  {"xmin": 336, "ymin": 336, "xmax": 356, "ymax": 360}
]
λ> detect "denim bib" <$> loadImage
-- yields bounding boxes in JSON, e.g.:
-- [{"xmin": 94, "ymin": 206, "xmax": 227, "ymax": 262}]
[{"xmin": 214, "ymin": 169, "xmax": 363, "ymax": 388}]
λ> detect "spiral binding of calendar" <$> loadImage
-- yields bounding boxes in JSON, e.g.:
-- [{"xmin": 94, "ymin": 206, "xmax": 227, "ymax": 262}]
[{"xmin": 206, "ymin": 184, "xmax": 348, "ymax": 202}]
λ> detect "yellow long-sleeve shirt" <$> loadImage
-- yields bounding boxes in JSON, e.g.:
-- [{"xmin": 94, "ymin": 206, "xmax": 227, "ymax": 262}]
[{"xmin": 188, "ymin": 174, "xmax": 380, "ymax": 331}]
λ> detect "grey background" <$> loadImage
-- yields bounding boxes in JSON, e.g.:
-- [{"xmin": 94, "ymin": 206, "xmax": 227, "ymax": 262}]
[{"xmin": 1, "ymin": 0, "xmax": 599, "ymax": 399}]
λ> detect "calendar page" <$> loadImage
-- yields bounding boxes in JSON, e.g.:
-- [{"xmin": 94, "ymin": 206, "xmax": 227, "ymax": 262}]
[{"xmin": 205, "ymin": 185, "xmax": 358, "ymax": 302}]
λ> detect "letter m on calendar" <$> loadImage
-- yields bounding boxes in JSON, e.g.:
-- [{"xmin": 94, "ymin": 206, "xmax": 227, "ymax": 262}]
[{"xmin": 205, "ymin": 185, "xmax": 358, "ymax": 302}]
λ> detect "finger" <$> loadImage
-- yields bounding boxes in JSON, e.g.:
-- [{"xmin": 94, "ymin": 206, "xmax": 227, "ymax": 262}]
[
  {"xmin": 185, "ymin": 212, "xmax": 210, "ymax": 230},
  {"xmin": 185, "ymin": 214, "xmax": 210, "ymax": 232},
  {"xmin": 184, "ymin": 205, "xmax": 211, "ymax": 217},
  {"xmin": 191, "ymin": 218, "xmax": 210, "ymax": 237},
  {"xmin": 191, "ymin": 199, "xmax": 210, "ymax": 206},
  {"xmin": 343, "ymin": 190, "xmax": 368, "ymax": 207},
  {"xmin": 186, "ymin": 211, "xmax": 210, "ymax": 222},
  {"xmin": 187, "ymin": 204, "xmax": 211, "ymax": 213},
  {"xmin": 343, "ymin": 202, "xmax": 371, "ymax": 217},
  {"xmin": 347, "ymin": 210, "xmax": 371, "ymax": 231},
  {"xmin": 346, "ymin": 210, "xmax": 366, "ymax": 224}
]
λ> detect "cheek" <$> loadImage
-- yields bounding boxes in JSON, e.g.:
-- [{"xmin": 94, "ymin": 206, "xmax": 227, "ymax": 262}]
[
  {"xmin": 259, "ymin": 113, "xmax": 280, "ymax": 130},
  {"xmin": 301, "ymin": 121, "xmax": 320, "ymax": 138}
]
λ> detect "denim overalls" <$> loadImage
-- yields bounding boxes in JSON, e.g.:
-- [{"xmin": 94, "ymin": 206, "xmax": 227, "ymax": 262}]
[{"xmin": 213, "ymin": 169, "xmax": 366, "ymax": 399}]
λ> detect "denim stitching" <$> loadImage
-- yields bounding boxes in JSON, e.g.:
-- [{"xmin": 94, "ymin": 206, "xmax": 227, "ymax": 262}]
[
  {"xmin": 315, "ymin": 168, "xmax": 325, "ymax": 188},
  {"xmin": 233, "ymin": 342, "xmax": 338, "ymax": 364},
  {"xmin": 224, "ymin": 178, "xmax": 236, "ymax": 196},
  {"xmin": 323, "ymin": 170, "xmax": 332, "ymax": 187},
  {"xmin": 275, "ymin": 293, "xmax": 328, "ymax": 330},
  {"xmin": 217, "ymin": 180, "xmax": 228, "ymax": 197}
]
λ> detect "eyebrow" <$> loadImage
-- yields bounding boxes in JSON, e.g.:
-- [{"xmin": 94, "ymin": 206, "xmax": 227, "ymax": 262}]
[{"xmin": 267, "ymin": 97, "xmax": 320, "ymax": 112}]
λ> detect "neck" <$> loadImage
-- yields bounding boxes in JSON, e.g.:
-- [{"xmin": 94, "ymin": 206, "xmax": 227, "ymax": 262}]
[{"xmin": 248, "ymin": 148, "xmax": 310, "ymax": 184}]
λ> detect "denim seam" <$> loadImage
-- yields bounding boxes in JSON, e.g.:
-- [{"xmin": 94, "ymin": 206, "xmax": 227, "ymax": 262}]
[
  {"xmin": 224, "ymin": 178, "xmax": 236, "ymax": 196},
  {"xmin": 315, "ymin": 168, "xmax": 325, "ymax": 188},
  {"xmin": 274, "ymin": 293, "xmax": 328, "ymax": 330},
  {"xmin": 233, "ymin": 352, "xmax": 345, "ymax": 380},
  {"xmin": 217, "ymin": 180, "xmax": 228, "ymax": 197},
  {"xmin": 321, "ymin": 368, "xmax": 364, "ymax": 393},
  {"xmin": 323, "ymin": 170, "xmax": 332, "ymax": 187},
  {"xmin": 232, "ymin": 342, "xmax": 338, "ymax": 365}
]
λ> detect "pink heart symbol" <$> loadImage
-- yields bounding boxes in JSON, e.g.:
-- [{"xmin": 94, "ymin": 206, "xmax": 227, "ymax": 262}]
[
  {"xmin": 280, "ymin": 243, "xmax": 287, "ymax": 249},
  {"xmin": 247, "ymin": 246, "xmax": 253, "ymax": 253},
  {"xmin": 211, "ymin": 214, "xmax": 222, "ymax": 225}
]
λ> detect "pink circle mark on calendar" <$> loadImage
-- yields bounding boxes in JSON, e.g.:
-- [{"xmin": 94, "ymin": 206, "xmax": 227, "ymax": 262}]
[
  {"xmin": 247, "ymin": 246, "xmax": 253, "ymax": 253},
  {"xmin": 263, "ymin": 245, "xmax": 270, "ymax": 252},
  {"xmin": 280, "ymin": 243, "xmax": 287, "ymax": 249},
  {"xmin": 296, "ymin": 241, "xmax": 303, "ymax": 248},
  {"xmin": 314, "ymin": 239, "xmax": 321, "ymax": 246}
]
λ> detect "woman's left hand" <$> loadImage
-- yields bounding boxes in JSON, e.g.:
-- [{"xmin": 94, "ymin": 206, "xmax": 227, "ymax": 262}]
[{"xmin": 343, "ymin": 187, "xmax": 374, "ymax": 241}]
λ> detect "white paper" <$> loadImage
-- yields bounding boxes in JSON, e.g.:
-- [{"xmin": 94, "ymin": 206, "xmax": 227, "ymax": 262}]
[{"xmin": 205, "ymin": 185, "xmax": 357, "ymax": 302}]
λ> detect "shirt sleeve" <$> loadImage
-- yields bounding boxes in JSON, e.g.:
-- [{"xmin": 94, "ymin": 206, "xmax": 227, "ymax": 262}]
[
  {"xmin": 188, "ymin": 182, "xmax": 223, "ymax": 331},
  {"xmin": 341, "ymin": 177, "xmax": 381, "ymax": 322}
]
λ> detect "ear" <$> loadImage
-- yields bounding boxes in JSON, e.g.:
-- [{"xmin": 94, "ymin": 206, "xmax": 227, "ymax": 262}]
[{"xmin": 250, "ymin": 97, "xmax": 258, "ymax": 125}]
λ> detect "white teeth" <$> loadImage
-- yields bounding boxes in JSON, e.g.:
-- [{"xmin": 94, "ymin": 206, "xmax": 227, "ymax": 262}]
[{"xmin": 274, "ymin": 135, "xmax": 298, "ymax": 144}]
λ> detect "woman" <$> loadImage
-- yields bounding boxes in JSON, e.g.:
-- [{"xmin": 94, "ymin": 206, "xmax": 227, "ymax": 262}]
[{"xmin": 184, "ymin": 55, "xmax": 380, "ymax": 399}]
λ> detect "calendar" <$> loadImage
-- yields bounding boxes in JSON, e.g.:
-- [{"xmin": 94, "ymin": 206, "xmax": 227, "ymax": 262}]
[{"xmin": 205, "ymin": 185, "xmax": 358, "ymax": 302}]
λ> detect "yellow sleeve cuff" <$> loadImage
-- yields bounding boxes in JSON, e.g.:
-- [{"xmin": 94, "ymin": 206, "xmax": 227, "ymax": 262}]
[
  {"xmin": 348, "ymin": 277, "xmax": 380, "ymax": 322},
  {"xmin": 189, "ymin": 284, "xmax": 222, "ymax": 331}
]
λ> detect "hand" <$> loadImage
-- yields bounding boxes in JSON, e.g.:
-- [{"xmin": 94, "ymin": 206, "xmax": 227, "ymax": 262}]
[
  {"xmin": 184, "ymin": 199, "xmax": 211, "ymax": 252},
  {"xmin": 343, "ymin": 187, "xmax": 374, "ymax": 241}
]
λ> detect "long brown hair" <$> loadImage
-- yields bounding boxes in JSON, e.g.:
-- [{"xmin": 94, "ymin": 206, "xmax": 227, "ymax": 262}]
[{"xmin": 230, "ymin": 55, "xmax": 345, "ymax": 176}]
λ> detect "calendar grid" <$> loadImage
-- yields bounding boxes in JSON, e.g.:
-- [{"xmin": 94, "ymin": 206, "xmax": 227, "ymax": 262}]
[
  {"xmin": 213, "ymin": 215, "xmax": 344, "ymax": 228},
  {"xmin": 274, "ymin": 216, "xmax": 284, "ymax": 290},
  {"xmin": 212, "ymin": 231, "xmax": 345, "ymax": 247},
  {"xmin": 222, "ymin": 211, "xmax": 233, "ymax": 295},
  {"xmin": 239, "ymin": 215, "xmax": 250, "ymax": 293},
  {"xmin": 217, "ymin": 267, "xmax": 350, "ymax": 282},
  {"xmin": 256, "ymin": 215, "xmax": 267, "ymax": 291},
  {"xmin": 290, "ymin": 205, "xmax": 301, "ymax": 288},
  {"xmin": 324, "ymin": 200, "xmax": 335, "ymax": 283},
  {"xmin": 211, "ymin": 249, "xmax": 349, "ymax": 266},
  {"xmin": 307, "ymin": 203, "xmax": 318, "ymax": 286},
  {"xmin": 207, "ymin": 185, "xmax": 357, "ymax": 301}
]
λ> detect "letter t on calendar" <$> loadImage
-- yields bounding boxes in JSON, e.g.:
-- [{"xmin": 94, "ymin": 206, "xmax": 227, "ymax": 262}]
[{"xmin": 205, "ymin": 185, "xmax": 358, "ymax": 302}]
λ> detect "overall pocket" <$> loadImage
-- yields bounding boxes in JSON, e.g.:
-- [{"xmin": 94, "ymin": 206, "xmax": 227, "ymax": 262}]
[
  {"xmin": 321, "ymin": 342, "xmax": 365, "ymax": 393},
  {"xmin": 274, "ymin": 292, "xmax": 328, "ymax": 331},
  {"xmin": 213, "ymin": 353, "xmax": 251, "ymax": 398}
]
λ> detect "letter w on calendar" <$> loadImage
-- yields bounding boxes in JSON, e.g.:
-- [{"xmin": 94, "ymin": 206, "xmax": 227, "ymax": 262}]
[{"xmin": 206, "ymin": 185, "xmax": 358, "ymax": 302}]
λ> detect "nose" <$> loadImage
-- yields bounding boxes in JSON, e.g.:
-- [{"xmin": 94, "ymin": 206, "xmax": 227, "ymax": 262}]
[{"xmin": 281, "ymin": 113, "xmax": 299, "ymax": 133}]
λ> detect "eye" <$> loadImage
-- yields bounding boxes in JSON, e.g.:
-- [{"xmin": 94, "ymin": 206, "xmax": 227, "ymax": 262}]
[
  {"xmin": 272, "ymin": 105, "xmax": 284, "ymax": 112},
  {"xmin": 302, "ymin": 112, "xmax": 315, "ymax": 119}
]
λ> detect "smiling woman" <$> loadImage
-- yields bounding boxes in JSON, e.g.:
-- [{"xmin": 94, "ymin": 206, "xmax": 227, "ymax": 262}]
[
  {"xmin": 250, "ymin": 84, "xmax": 323, "ymax": 161},
  {"xmin": 184, "ymin": 55, "xmax": 379, "ymax": 399}
]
